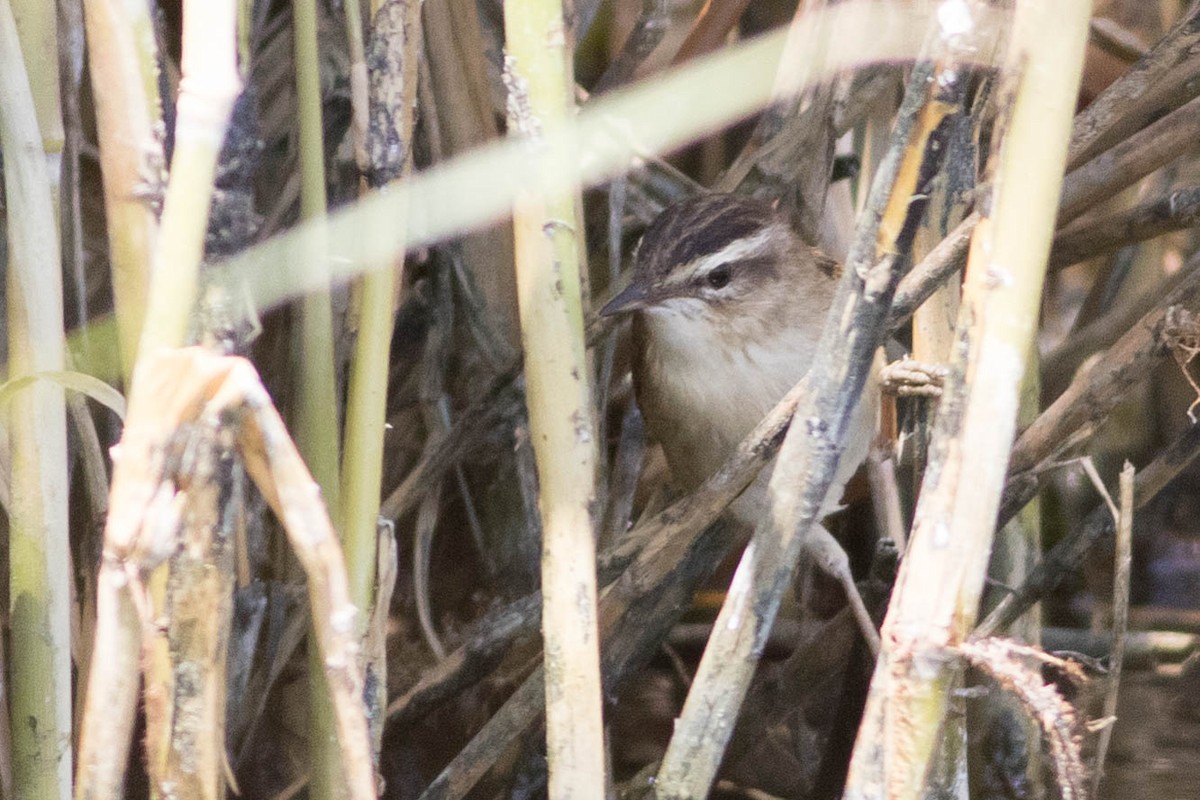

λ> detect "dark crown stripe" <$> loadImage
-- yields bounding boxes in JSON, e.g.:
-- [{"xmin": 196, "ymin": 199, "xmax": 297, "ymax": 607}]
[{"xmin": 637, "ymin": 193, "xmax": 776, "ymax": 280}]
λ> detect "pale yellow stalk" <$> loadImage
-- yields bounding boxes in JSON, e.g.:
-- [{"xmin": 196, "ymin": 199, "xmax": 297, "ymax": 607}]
[
  {"xmin": 843, "ymin": 2, "xmax": 1092, "ymax": 797},
  {"xmin": 0, "ymin": 2, "xmax": 71, "ymax": 798},
  {"xmin": 505, "ymin": 0, "xmax": 605, "ymax": 797},
  {"xmin": 80, "ymin": 0, "xmax": 162, "ymax": 378}
]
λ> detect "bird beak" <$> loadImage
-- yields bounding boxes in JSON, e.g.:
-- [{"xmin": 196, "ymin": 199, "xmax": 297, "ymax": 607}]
[{"xmin": 599, "ymin": 281, "xmax": 650, "ymax": 316}]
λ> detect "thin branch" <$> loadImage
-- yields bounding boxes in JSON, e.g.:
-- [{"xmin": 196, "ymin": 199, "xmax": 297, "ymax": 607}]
[
  {"xmin": 1068, "ymin": 5, "xmax": 1200, "ymax": 169},
  {"xmin": 1004, "ymin": 260, "xmax": 1200, "ymax": 487},
  {"xmin": 592, "ymin": 0, "xmax": 672, "ymax": 93},
  {"xmin": 1057, "ymin": 93, "xmax": 1200, "ymax": 226},
  {"xmin": 978, "ymin": 422, "xmax": 1200, "ymax": 637},
  {"xmin": 1050, "ymin": 185, "xmax": 1200, "ymax": 270},
  {"xmin": 1089, "ymin": 17, "xmax": 1148, "ymax": 63},
  {"xmin": 1092, "ymin": 462, "xmax": 1134, "ymax": 796}
]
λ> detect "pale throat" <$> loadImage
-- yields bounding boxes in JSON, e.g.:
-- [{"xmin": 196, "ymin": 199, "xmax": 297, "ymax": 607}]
[{"xmin": 640, "ymin": 298, "xmax": 821, "ymax": 448}]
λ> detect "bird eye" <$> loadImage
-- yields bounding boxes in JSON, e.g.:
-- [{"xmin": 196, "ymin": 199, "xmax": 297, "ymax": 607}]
[{"xmin": 706, "ymin": 265, "xmax": 732, "ymax": 289}]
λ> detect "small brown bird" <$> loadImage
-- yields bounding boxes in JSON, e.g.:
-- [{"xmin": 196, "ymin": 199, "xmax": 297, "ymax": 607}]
[{"xmin": 600, "ymin": 192, "xmax": 877, "ymax": 527}]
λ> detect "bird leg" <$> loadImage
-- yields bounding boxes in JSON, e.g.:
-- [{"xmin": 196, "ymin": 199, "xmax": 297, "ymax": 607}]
[{"xmin": 802, "ymin": 525, "xmax": 882, "ymax": 657}]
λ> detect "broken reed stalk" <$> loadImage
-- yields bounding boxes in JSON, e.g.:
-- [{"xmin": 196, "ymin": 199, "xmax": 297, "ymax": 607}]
[
  {"xmin": 0, "ymin": 3, "xmax": 71, "ymax": 798},
  {"xmin": 505, "ymin": 0, "xmax": 606, "ymax": 796},
  {"xmin": 140, "ymin": 2, "xmax": 241, "ymax": 793},
  {"xmin": 78, "ymin": 349, "xmax": 377, "ymax": 800},
  {"xmin": 652, "ymin": 15, "xmax": 979, "ymax": 794},
  {"xmin": 157, "ymin": 428, "xmax": 238, "ymax": 800},
  {"xmin": 83, "ymin": 0, "xmax": 241, "ymax": 795},
  {"xmin": 79, "ymin": 0, "xmax": 163, "ymax": 378},
  {"xmin": 843, "ymin": 2, "xmax": 1090, "ymax": 798}
]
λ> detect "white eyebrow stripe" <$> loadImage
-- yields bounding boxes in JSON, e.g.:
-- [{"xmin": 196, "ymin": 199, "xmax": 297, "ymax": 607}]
[{"xmin": 670, "ymin": 226, "xmax": 778, "ymax": 286}]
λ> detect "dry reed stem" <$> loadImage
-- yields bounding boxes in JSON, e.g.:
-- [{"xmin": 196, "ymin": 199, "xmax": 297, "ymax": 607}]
[
  {"xmin": 76, "ymin": 348, "xmax": 378, "ymax": 800},
  {"xmin": 1, "ymin": 2, "xmax": 71, "ymax": 797},
  {"xmin": 79, "ymin": 0, "xmax": 162, "ymax": 376},
  {"xmin": 1049, "ymin": 185, "xmax": 1200, "ymax": 270},
  {"xmin": 843, "ymin": 2, "xmax": 1090, "ymax": 797},
  {"xmin": 1091, "ymin": 462, "xmax": 1133, "ymax": 795},
  {"xmin": 506, "ymin": 0, "xmax": 606, "ymax": 794}
]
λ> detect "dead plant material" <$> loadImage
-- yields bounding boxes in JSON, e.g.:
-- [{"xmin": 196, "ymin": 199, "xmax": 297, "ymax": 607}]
[
  {"xmin": 980, "ymin": 421, "xmax": 1200, "ymax": 636},
  {"xmin": 1049, "ymin": 185, "xmax": 1200, "ymax": 270},
  {"xmin": 956, "ymin": 638, "xmax": 1088, "ymax": 800},
  {"xmin": 1000, "ymin": 269, "xmax": 1200, "ymax": 526},
  {"xmin": 1161, "ymin": 306, "xmax": 1200, "ymax": 421},
  {"xmin": 75, "ymin": 348, "xmax": 376, "ymax": 800}
]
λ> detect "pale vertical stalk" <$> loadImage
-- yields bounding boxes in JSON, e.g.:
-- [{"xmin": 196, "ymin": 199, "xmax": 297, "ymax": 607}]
[
  {"xmin": 343, "ymin": 0, "xmax": 369, "ymax": 179},
  {"xmin": 910, "ymin": 90, "xmax": 970, "ymax": 800},
  {"xmin": 843, "ymin": 2, "xmax": 1091, "ymax": 798},
  {"xmin": 0, "ymin": 2, "xmax": 70, "ymax": 798},
  {"xmin": 116, "ymin": 1, "xmax": 239, "ymax": 795},
  {"xmin": 968, "ymin": 342, "xmax": 1043, "ymax": 797},
  {"xmin": 292, "ymin": 1, "xmax": 343, "ymax": 796},
  {"xmin": 12, "ymin": 0, "xmax": 63, "ymax": 194},
  {"xmin": 505, "ymin": 0, "xmax": 605, "ymax": 797},
  {"xmin": 1091, "ymin": 462, "xmax": 1133, "ymax": 795},
  {"xmin": 139, "ymin": 0, "xmax": 241, "ymax": 354},
  {"xmin": 340, "ymin": 0, "xmax": 423, "ymax": 614},
  {"xmin": 80, "ymin": 0, "xmax": 162, "ymax": 378},
  {"xmin": 292, "ymin": 0, "xmax": 341, "ymax": 519}
]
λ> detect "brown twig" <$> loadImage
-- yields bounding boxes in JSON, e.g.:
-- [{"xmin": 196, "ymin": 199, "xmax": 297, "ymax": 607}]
[
  {"xmin": 1043, "ymin": 252, "xmax": 1200, "ymax": 387},
  {"xmin": 1050, "ymin": 185, "xmax": 1200, "ymax": 270},
  {"xmin": 1089, "ymin": 17, "xmax": 1149, "ymax": 63},
  {"xmin": 669, "ymin": 0, "xmax": 751, "ymax": 66},
  {"xmin": 1068, "ymin": 6, "xmax": 1200, "ymax": 169},
  {"xmin": 593, "ymin": 0, "xmax": 673, "ymax": 93},
  {"xmin": 75, "ymin": 349, "xmax": 378, "ymax": 800},
  {"xmin": 1005, "ymin": 261, "xmax": 1200, "ymax": 481},
  {"xmin": 1058, "ymin": 93, "xmax": 1200, "ymax": 226}
]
